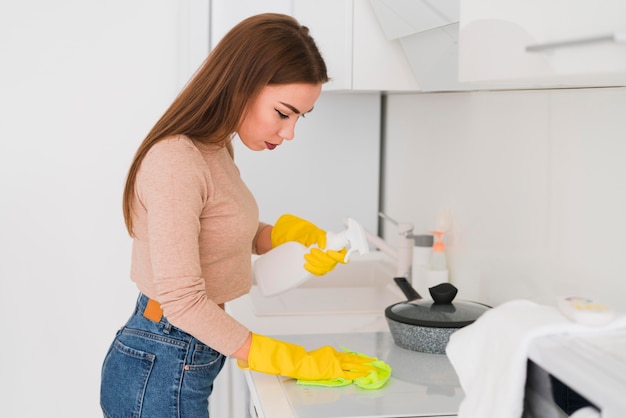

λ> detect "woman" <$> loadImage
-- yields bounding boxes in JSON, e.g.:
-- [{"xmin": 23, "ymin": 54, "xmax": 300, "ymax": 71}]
[{"xmin": 100, "ymin": 13, "xmax": 374, "ymax": 418}]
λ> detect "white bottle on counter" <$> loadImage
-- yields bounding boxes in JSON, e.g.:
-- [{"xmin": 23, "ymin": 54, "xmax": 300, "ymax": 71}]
[
  {"xmin": 410, "ymin": 234, "xmax": 434, "ymax": 297},
  {"xmin": 427, "ymin": 230, "xmax": 449, "ymax": 287},
  {"xmin": 253, "ymin": 218, "xmax": 369, "ymax": 296}
]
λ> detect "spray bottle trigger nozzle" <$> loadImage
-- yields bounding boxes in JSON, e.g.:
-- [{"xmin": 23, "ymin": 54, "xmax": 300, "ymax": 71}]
[
  {"xmin": 343, "ymin": 247, "xmax": 358, "ymax": 263},
  {"xmin": 324, "ymin": 218, "xmax": 369, "ymax": 263},
  {"xmin": 342, "ymin": 217, "xmax": 369, "ymax": 262}
]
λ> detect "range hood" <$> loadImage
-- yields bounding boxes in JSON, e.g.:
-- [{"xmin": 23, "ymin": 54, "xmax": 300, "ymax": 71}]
[{"xmin": 369, "ymin": 0, "xmax": 486, "ymax": 92}]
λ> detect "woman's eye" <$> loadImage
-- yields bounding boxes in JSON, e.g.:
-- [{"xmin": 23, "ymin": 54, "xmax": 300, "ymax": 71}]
[{"xmin": 275, "ymin": 109, "xmax": 289, "ymax": 119}]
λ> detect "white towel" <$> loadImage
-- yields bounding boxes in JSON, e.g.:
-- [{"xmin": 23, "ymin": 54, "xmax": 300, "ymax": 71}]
[{"xmin": 446, "ymin": 299, "xmax": 626, "ymax": 418}]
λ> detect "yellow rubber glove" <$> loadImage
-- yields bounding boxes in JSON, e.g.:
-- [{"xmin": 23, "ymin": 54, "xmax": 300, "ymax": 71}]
[
  {"xmin": 271, "ymin": 214, "xmax": 348, "ymax": 276},
  {"xmin": 238, "ymin": 334, "xmax": 376, "ymax": 381},
  {"xmin": 271, "ymin": 214, "xmax": 327, "ymax": 248},
  {"xmin": 305, "ymin": 247, "xmax": 347, "ymax": 276}
]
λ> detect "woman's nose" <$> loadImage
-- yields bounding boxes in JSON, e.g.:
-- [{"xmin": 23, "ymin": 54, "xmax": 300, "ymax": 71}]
[{"xmin": 278, "ymin": 120, "xmax": 297, "ymax": 141}]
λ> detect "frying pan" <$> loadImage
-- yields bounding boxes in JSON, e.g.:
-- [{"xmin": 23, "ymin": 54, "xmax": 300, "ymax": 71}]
[{"xmin": 385, "ymin": 278, "xmax": 491, "ymax": 354}]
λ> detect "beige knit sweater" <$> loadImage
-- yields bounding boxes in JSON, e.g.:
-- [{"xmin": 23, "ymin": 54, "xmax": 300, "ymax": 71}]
[{"xmin": 130, "ymin": 135, "xmax": 263, "ymax": 355}]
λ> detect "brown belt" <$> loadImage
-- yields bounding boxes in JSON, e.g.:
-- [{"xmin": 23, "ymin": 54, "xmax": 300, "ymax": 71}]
[{"xmin": 143, "ymin": 298, "xmax": 163, "ymax": 322}]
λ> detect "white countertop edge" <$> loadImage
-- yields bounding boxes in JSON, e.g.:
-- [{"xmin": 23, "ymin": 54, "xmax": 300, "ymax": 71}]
[
  {"xmin": 246, "ymin": 365, "xmax": 460, "ymax": 418},
  {"xmin": 245, "ymin": 370, "xmax": 293, "ymax": 418}
]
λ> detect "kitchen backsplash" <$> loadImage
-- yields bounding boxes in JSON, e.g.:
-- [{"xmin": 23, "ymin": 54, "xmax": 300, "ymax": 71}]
[{"xmin": 382, "ymin": 87, "xmax": 626, "ymax": 312}]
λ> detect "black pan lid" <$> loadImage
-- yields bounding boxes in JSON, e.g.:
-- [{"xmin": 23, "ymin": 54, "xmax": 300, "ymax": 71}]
[{"xmin": 385, "ymin": 299, "xmax": 490, "ymax": 328}]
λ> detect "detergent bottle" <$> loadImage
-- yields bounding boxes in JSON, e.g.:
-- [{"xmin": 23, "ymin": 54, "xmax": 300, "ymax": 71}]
[
  {"xmin": 427, "ymin": 230, "xmax": 449, "ymax": 287},
  {"xmin": 254, "ymin": 217, "xmax": 369, "ymax": 296}
]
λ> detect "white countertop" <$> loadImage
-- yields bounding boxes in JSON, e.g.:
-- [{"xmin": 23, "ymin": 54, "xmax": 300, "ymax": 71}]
[
  {"xmin": 225, "ymin": 278, "xmax": 626, "ymax": 418},
  {"xmin": 245, "ymin": 332, "xmax": 463, "ymax": 418},
  {"xmin": 227, "ymin": 282, "xmax": 463, "ymax": 418}
]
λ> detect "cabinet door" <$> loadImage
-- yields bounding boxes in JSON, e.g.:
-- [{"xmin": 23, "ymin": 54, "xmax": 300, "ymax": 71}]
[
  {"xmin": 210, "ymin": 0, "xmax": 421, "ymax": 91},
  {"xmin": 210, "ymin": 0, "xmax": 292, "ymax": 49},
  {"xmin": 294, "ymin": 0, "xmax": 419, "ymax": 91},
  {"xmin": 293, "ymin": 0, "xmax": 353, "ymax": 90},
  {"xmin": 459, "ymin": 0, "xmax": 626, "ymax": 88},
  {"xmin": 352, "ymin": 0, "xmax": 419, "ymax": 91}
]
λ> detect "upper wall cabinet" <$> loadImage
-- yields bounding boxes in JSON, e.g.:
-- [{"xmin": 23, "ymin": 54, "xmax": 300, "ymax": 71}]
[
  {"xmin": 210, "ymin": 0, "xmax": 479, "ymax": 92},
  {"xmin": 367, "ymin": 0, "xmax": 496, "ymax": 92},
  {"xmin": 459, "ymin": 0, "xmax": 626, "ymax": 88},
  {"xmin": 210, "ymin": 0, "xmax": 420, "ymax": 91},
  {"xmin": 209, "ymin": 0, "xmax": 292, "ymax": 49},
  {"xmin": 293, "ymin": 0, "xmax": 420, "ymax": 92}
]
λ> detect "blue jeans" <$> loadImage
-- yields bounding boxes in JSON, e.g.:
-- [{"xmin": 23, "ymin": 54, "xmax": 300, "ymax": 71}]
[{"xmin": 100, "ymin": 294, "xmax": 226, "ymax": 418}]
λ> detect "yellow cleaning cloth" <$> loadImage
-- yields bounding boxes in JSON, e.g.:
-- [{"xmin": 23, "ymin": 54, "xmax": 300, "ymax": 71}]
[{"xmin": 297, "ymin": 348, "xmax": 392, "ymax": 390}]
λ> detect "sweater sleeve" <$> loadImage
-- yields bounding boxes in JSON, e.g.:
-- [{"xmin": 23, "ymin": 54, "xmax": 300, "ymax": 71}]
[{"xmin": 136, "ymin": 138, "xmax": 250, "ymax": 356}]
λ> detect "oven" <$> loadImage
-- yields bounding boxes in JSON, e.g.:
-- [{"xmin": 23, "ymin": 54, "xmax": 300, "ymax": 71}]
[
  {"xmin": 523, "ymin": 330, "xmax": 626, "ymax": 418},
  {"xmin": 523, "ymin": 359, "xmax": 599, "ymax": 418}
]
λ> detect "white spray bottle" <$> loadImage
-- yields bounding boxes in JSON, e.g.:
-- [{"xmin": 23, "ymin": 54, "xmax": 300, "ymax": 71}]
[{"xmin": 253, "ymin": 217, "xmax": 369, "ymax": 296}]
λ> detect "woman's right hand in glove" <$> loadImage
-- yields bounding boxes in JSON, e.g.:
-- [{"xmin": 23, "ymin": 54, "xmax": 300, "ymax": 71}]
[
  {"xmin": 237, "ymin": 333, "xmax": 376, "ymax": 381},
  {"xmin": 270, "ymin": 214, "xmax": 348, "ymax": 276}
]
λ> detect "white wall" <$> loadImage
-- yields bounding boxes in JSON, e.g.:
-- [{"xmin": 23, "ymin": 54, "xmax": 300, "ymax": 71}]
[
  {"xmin": 233, "ymin": 92, "xmax": 381, "ymax": 233},
  {"xmin": 0, "ymin": 2, "xmax": 188, "ymax": 416},
  {"xmin": 0, "ymin": 2, "xmax": 380, "ymax": 416},
  {"xmin": 382, "ymin": 87, "xmax": 626, "ymax": 311}
]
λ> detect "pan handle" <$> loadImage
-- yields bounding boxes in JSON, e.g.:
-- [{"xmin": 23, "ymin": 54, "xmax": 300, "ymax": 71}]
[{"xmin": 393, "ymin": 277, "xmax": 422, "ymax": 301}]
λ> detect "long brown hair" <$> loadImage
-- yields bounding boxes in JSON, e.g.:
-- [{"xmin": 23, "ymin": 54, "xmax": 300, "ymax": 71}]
[{"xmin": 122, "ymin": 13, "xmax": 328, "ymax": 236}]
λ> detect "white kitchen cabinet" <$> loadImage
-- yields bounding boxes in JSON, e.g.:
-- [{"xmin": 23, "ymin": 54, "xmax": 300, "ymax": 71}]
[
  {"xmin": 293, "ymin": 0, "xmax": 420, "ymax": 91},
  {"xmin": 209, "ymin": 0, "xmax": 421, "ymax": 91},
  {"xmin": 370, "ymin": 0, "xmax": 460, "ymax": 39},
  {"xmin": 368, "ymin": 0, "xmax": 480, "ymax": 92},
  {"xmin": 209, "ymin": 0, "xmax": 292, "ymax": 49},
  {"xmin": 459, "ymin": 0, "xmax": 626, "ymax": 88}
]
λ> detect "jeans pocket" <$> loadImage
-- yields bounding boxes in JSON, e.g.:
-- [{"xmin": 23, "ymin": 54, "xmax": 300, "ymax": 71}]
[
  {"xmin": 179, "ymin": 342, "xmax": 226, "ymax": 417},
  {"xmin": 100, "ymin": 339, "xmax": 155, "ymax": 418},
  {"xmin": 187, "ymin": 342, "xmax": 224, "ymax": 372}
]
